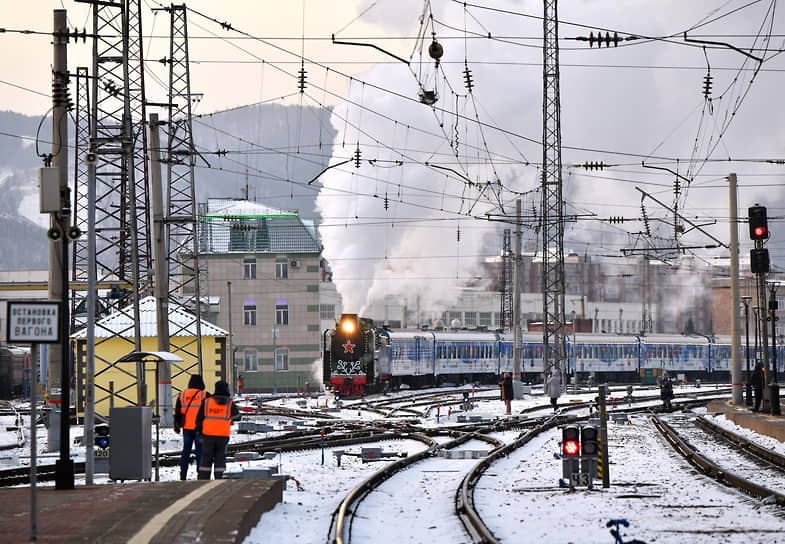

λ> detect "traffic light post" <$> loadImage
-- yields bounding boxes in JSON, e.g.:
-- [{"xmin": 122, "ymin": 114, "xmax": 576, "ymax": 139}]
[
  {"xmin": 748, "ymin": 205, "xmax": 780, "ymax": 415},
  {"xmin": 560, "ymin": 423, "xmax": 599, "ymax": 489}
]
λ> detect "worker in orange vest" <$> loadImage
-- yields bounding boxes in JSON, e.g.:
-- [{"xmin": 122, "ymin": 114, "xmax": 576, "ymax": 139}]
[
  {"xmin": 195, "ymin": 380, "xmax": 240, "ymax": 480},
  {"xmin": 173, "ymin": 374, "xmax": 205, "ymax": 480}
]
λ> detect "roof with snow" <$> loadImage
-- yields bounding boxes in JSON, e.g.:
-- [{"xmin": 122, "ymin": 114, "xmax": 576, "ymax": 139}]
[
  {"xmin": 198, "ymin": 198, "xmax": 320, "ymax": 254},
  {"xmin": 71, "ymin": 296, "xmax": 228, "ymax": 339}
]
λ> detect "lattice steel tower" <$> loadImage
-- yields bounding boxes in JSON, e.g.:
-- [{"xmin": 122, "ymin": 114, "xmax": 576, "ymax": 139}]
[
  {"xmin": 74, "ymin": 0, "xmax": 149, "ymax": 407},
  {"xmin": 165, "ymin": 5, "xmax": 204, "ymax": 376},
  {"xmin": 541, "ymin": 0, "xmax": 567, "ymax": 376}
]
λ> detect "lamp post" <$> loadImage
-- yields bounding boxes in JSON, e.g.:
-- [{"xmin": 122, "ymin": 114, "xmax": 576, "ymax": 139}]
[
  {"xmin": 272, "ymin": 324, "xmax": 279, "ymax": 395},
  {"xmin": 753, "ymin": 306, "xmax": 760, "ymax": 370},
  {"xmin": 571, "ymin": 310, "xmax": 577, "ymax": 393},
  {"xmin": 741, "ymin": 296, "xmax": 752, "ymax": 406}
]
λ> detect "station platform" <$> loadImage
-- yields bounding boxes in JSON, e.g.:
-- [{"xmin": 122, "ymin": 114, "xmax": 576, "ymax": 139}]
[
  {"xmin": 707, "ymin": 398, "xmax": 785, "ymax": 442},
  {"xmin": 0, "ymin": 478, "xmax": 282, "ymax": 544}
]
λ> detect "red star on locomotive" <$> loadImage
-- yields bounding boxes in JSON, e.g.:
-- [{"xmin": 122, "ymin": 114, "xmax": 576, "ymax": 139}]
[{"xmin": 342, "ymin": 339, "xmax": 356, "ymax": 354}]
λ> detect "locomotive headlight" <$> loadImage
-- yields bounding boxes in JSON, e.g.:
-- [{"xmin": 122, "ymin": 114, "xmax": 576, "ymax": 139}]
[{"xmin": 341, "ymin": 320, "xmax": 355, "ymax": 334}]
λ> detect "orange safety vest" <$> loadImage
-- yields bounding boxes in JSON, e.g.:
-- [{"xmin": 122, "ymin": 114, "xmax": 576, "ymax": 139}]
[
  {"xmin": 201, "ymin": 397, "xmax": 233, "ymax": 437},
  {"xmin": 179, "ymin": 388, "xmax": 206, "ymax": 430}
]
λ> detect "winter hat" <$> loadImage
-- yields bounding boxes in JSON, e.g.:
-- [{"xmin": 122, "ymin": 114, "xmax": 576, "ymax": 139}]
[
  {"xmin": 214, "ymin": 380, "xmax": 230, "ymax": 397},
  {"xmin": 188, "ymin": 374, "xmax": 205, "ymax": 390}
]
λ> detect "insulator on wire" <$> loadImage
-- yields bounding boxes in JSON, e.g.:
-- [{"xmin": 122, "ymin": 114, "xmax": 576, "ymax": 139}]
[
  {"xmin": 641, "ymin": 205, "xmax": 651, "ymax": 236},
  {"xmin": 702, "ymin": 73, "xmax": 713, "ymax": 99},
  {"xmin": 354, "ymin": 144, "xmax": 361, "ymax": 169},
  {"xmin": 456, "ymin": 226, "xmax": 461, "ymax": 242},
  {"xmin": 298, "ymin": 63, "xmax": 307, "ymax": 93},
  {"xmin": 463, "ymin": 63, "xmax": 474, "ymax": 92},
  {"xmin": 384, "ymin": 193, "xmax": 389, "ymax": 210},
  {"xmin": 588, "ymin": 31, "xmax": 620, "ymax": 48},
  {"xmin": 580, "ymin": 161, "xmax": 607, "ymax": 171}
]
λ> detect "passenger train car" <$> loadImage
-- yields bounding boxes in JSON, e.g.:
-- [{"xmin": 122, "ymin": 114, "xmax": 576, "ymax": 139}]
[
  {"xmin": 323, "ymin": 317, "xmax": 784, "ymax": 395},
  {"xmin": 0, "ymin": 345, "xmax": 31, "ymax": 400}
]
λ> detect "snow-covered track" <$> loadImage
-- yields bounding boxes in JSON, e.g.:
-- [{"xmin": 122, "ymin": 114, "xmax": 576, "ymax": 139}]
[{"xmin": 653, "ymin": 414, "xmax": 785, "ymax": 506}]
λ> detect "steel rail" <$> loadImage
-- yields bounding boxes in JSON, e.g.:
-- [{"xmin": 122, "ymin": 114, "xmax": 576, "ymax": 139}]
[
  {"xmin": 652, "ymin": 415, "xmax": 785, "ymax": 506},
  {"xmin": 455, "ymin": 415, "xmax": 569, "ymax": 543},
  {"xmin": 327, "ymin": 431, "xmax": 478, "ymax": 544}
]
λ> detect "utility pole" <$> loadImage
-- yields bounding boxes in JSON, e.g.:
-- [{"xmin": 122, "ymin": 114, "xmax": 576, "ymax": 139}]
[
  {"xmin": 149, "ymin": 113, "xmax": 173, "ymax": 427},
  {"xmin": 512, "ymin": 199, "xmax": 522, "ymax": 396},
  {"xmin": 541, "ymin": 0, "xmax": 567, "ymax": 384},
  {"xmin": 50, "ymin": 9, "xmax": 74, "ymax": 490},
  {"xmin": 729, "ymin": 173, "xmax": 743, "ymax": 405},
  {"xmin": 228, "ymin": 281, "xmax": 234, "ymax": 392},
  {"xmin": 768, "ymin": 282, "xmax": 780, "ymax": 414}
]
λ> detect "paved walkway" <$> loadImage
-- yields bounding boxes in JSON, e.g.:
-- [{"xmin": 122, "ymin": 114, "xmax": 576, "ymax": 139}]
[
  {"xmin": 0, "ymin": 478, "xmax": 282, "ymax": 543},
  {"xmin": 708, "ymin": 398, "xmax": 785, "ymax": 441}
]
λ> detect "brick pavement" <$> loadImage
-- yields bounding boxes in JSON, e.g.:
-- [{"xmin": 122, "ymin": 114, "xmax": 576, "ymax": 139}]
[{"xmin": 0, "ymin": 479, "xmax": 282, "ymax": 544}]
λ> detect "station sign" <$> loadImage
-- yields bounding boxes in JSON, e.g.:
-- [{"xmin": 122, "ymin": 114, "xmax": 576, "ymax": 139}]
[{"xmin": 6, "ymin": 300, "xmax": 60, "ymax": 343}]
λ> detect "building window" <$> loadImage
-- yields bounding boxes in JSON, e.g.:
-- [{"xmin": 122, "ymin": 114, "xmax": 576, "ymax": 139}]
[
  {"xmin": 244, "ymin": 349, "xmax": 258, "ymax": 372},
  {"xmin": 244, "ymin": 303, "xmax": 257, "ymax": 326},
  {"xmin": 276, "ymin": 303, "xmax": 289, "ymax": 326},
  {"xmin": 275, "ymin": 348, "xmax": 289, "ymax": 371},
  {"xmin": 275, "ymin": 258, "xmax": 288, "ymax": 279},
  {"xmin": 464, "ymin": 312, "xmax": 477, "ymax": 327},
  {"xmin": 479, "ymin": 312, "xmax": 492, "ymax": 327},
  {"xmin": 243, "ymin": 258, "xmax": 256, "ymax": 279},
  {"xmin": 320, "ymin": 304, "xmax": 335, "ymax": 321}
]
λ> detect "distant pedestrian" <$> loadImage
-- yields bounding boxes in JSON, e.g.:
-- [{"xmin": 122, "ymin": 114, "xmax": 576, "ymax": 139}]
[
  {"xmin": 547, "ymin": 371, "xmax": 561, "ymax": 411},
  {"xmin": 659, "ymin": 372, "xmax": 674, "ymax": 410},
  {"xmin": 196, "ymin": 380, "xmax": 240, "ymax": 480},
  {"xmin": 174, "ymin": 374, "xmax": 206, "ymax": 480},
  {"xmin": 499, "ymin": 372, "xmax": 513, "ymax": 415},
  {"xmin": 751, "ymin": 362, "xmax": 765, "ymax": 412}
]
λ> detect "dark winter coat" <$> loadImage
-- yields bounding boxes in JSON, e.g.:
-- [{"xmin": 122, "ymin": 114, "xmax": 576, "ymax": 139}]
[
  {"xmin": 660, "ymin": 379, "xmax": 674, "ymax": 400},
  {"xmin": 499, "ymin": 376, "xmax": 513, "ymax": 401},
  {"xmin": 751, "ymin": 368, "xmax": 764, "ymax": 389}
]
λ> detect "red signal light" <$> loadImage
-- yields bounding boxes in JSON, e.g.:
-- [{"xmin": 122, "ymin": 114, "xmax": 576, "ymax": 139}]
[
  {"xmin": 753, "ymin": 226, "xmax": 767, "ymax": 238},
  {"xmin": 563, "ymin": 440, "xmax": 580, "ymax": 456},
  {"xmin": 562, "ymin": 425, "xmax": 580, "ymax": 457}
]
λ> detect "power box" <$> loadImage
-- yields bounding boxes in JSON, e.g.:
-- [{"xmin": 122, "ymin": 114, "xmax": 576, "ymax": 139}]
[{"xmin": 109, "ymin": 406, "xmax": 152, "ymax": 481}]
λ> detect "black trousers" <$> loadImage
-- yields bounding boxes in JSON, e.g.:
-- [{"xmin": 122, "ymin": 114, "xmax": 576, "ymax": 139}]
[
  {"xmin": 753, "ymin": 386, "xmax": 764, "ymax": 411},
  {"xmin": 198, "ymin": 434, "xmax": 229, "ymax": 480}
]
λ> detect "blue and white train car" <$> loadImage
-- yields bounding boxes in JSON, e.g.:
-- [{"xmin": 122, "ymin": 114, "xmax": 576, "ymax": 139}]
[
  {"xmin": 567, "ymin": 333, "xmax": 640, "ymax": 375},
  {"xmin": 638, "ymin": 334, "xmax": 712, "ymax": 373},
  {"xmin": 433, "ymin": 332, "xmax": 499, "ymax": 376},
  {"xmin": 382, "ymin": 330, "xmax": 435, "ymax": 381}
]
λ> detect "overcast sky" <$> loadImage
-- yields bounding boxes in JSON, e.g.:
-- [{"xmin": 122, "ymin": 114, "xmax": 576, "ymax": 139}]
[{"xmin": 3, "ymin": 1, "xmax": 784, "ymax": 312}]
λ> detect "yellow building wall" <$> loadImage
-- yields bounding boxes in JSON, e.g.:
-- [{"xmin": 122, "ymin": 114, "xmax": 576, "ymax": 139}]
[{"xmin": 74, "ymin": 335, "xmax": 227, "ymax": 418}]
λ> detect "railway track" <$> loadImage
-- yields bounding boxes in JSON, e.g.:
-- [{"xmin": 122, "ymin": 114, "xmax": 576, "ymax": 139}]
[{"xmin": 653, "ymin": 413, "xmax": 785, "ymax": 506}]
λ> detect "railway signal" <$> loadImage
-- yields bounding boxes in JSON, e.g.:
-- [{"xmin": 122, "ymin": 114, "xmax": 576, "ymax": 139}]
[
  {"xmin": 580, "ymin": 425, "xmax": 599, "ymax": 480},
  {"xmin": 94, "ymin": 423, "xmax": 110, "ymax": 451},
  {"xmin": 562, "ymin": 426, "xmax": 580, "ymax": 457},
  {"xmin": 750, "ymin": 248, "xmax": 770, "ymax": 274},
  {"xmin": 561, "ymin": 425, "xmax": 580, "ymax": 482},
  {"xmin": 748, "ymin": 205, "xmax": 769, "ymax": 240}
]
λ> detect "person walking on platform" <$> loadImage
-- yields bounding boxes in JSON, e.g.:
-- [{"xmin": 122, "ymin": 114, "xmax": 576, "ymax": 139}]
[
  {"xmin": 751, "ymin": 362, "xmax": 765, "ymax": 412},
  {"xmin": 174, "ymin": 374, "xmax": 206, "ymax": 480},
  {"xmin": 499, "ymin": 372, "xmax": 513, "ymax": 415},
  {"xmin": 547, "ymin": 371, "xmax": 561, "ymax": 412},
  {"xmin": 196, "ymin": 380, "xmax": 240, "ymax": 480}
]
